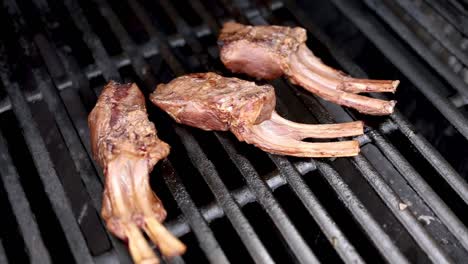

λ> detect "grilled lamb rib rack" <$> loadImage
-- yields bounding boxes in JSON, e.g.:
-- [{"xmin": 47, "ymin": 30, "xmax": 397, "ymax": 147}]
[
  {"xmin": 88, "ymin": 81, "xmax": 185, "ymax": 264},
  {"xmin": 150, "ymin": 72, "xmax": 364, "ymax": 157},
  {"xmin": 218, "ymin": 22, "xmax": 399, "ymax": 115}
]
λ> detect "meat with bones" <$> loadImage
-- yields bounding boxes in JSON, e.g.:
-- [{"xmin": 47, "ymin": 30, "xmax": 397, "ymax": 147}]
[
  {"xmin": 218, "ymin": 22, "xmax": 398, "ymax": 116},
  {"xmin": 88, "ymin": 81, "xmax": 185, "ymax": 264},
  {"xmin": 150, "ymin": 72, "xmax": 363, "ymax": 157}
]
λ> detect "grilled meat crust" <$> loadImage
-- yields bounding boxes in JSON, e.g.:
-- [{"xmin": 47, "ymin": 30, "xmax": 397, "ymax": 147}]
[
  {"xmin": 219, "ymin": 22, "xmax": 306, "ymax": 79},
  {"xmin": 89, "ymin": 81, "xmax": 170, "ymax": 170},
  {"xmin": 150, "ymin": 72, "xmax": 276, "ymax": 139}
]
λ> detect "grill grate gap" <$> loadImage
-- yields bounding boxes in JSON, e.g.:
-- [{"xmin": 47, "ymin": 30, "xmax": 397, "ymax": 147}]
[
  {"xmin": 38, "ymin": 0, "xmax": 94, "ymax": 68},
  {"xmin": 29, "ymin": 99, "xmax": 111, "ymax": 255},
  {"xmin": 106, "ymin": 0, "xmax": 151, "ymax": 45},
  {"xmin": 190, "ymin": 129, "xmax": 247, "ymax": 191},
  {"xmin": 138, "ymin": 0, "xmax": 178, "ymax": 35},
  {"xmin": 146, "ymin": 55, "xmax": 176, "ymax": 84},
  {"xmin": 0, "ymin": 111, "xmax": 75, "ymax": 263},
  {"xmin": 116, "ymin": 61, "xmax": 185, "ymax": 222},
  {"xmin": 273, "ymin": 184, "xmax": 344, "ymax": 263},
  {"xmin": 171, "ymin": 0, "xmax": 203, "ymax": 27},
  {"xmin": 165, "ymin": 128, "xmax": 218, "ymax": 208},
  {"xmin": 89, "ymin": 74, "xmax": 107, "ymax": 96},
  {"xmin": 77, "ymin": 0, "xmax": 123, "ymax": 56},
  {"xmin": 385, "ymin": 130, "xmax": 468, "ymax": 223},
  {"xmin": 179, "ymin": 232, "xmax": 209, "ymax": 263},
  {"xmin": 209, "ymin": 217, "xmax": 255, "ymax": 263},
  {"xmin": 303, "ymin": 168, "xmax": 390, "ymax": 263},
  {"xmin": 242, "ymin": 202, "xmax": 297, "ymax": 263},
  {"xmin": 223, "ymin": 132, "xmax": 277, "ymax": 177},
  {"xmin": 277, "ymin": 0, "xmax": 468, "ymax": 178},
  {"xmin": 0, "ymin": 169, "xmax": 29, "ymax": 264}
]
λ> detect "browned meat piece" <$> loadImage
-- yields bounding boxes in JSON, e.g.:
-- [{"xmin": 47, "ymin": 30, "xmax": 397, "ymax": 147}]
[
  {"xmin": 218, "ymin": 22, "xmax": 399, "ymax": 116},
  {"xmin": 88, "ymin": 81, "xmax": 185, "ymax": 264},
  {"xmin": 150, "ymin": 72, "xmax": 364, "ymax": 157}
]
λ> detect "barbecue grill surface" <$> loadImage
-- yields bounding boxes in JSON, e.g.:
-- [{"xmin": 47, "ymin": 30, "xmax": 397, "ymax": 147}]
[{"xmin": 1, "ymin": 0, "xmax": 468, "ymax": 263}]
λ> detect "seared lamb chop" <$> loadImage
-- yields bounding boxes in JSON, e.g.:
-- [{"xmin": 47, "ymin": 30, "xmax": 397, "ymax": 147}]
[
  {"xmin": 88, "ymin": 81, "xmax": 185, "ymax": 264},
  {"xmin": 150, "ymin": 72, "xmax": 363, "ymax": 157},
  {"xmin": 218, "ymin": 22, "xmax": 398, "ymax": 115}
]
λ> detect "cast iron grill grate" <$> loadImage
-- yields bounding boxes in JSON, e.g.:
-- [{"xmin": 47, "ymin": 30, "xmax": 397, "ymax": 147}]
[{"xmin": 0, "ymin": 0, "xmax": 468, "ymax": 263}]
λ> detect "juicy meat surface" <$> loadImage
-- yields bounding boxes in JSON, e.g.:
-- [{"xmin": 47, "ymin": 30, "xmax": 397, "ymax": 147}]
[
  {"xmin": 150, "ymin": 72, "xmax": 275, "ymax": 138},
  {"xmin": 219, "ymin": 22, "xmax": 398, "ymax": 115},
  {"xmin": 151, "ymin": 72, "xmax": 364, "ymax": 158},
  {"xmin": 219, "ymin": 22, "xmax": 306, "ymax": 80},
  {"xmin": 89, "ymin": 82, "xmax": 169, "ymax": 170},
  {"xmin": 89, "ymin": 81, "xmax": 185, "ymax": 264}
]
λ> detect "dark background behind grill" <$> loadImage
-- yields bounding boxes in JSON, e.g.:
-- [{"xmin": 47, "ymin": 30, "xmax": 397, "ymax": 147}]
[{"xmin": 0, "ymin": 0, "xmax": 468, "ymax": 263}]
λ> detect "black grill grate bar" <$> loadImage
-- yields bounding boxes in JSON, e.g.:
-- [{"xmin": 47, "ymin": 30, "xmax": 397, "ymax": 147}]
[
  {"xmin": 423, "ymin": 0, "xmax": 468, "ymax": 36},
  {"xmin": 0, "ymin": 72, "xmax": 94, "ymax": 263},
  {"xmin": 166, "ymin": 161, "xmax": 315, "ymax": 237},
  {"xmin": 32, "ymin": 43, "xmax": 104, "ymax": 217},
  {"xmin": 160, "ymin": 160, "xmax": 230, "ymax": 263},
  {"xmin": 4, "ymin": 0, "xmax": 468, "ymax": 262},
  {"xmin": 0, "ymin": 3, "xmax": 98, "ymax": 258},
  {"xmin": 280, "ymin": 0, "xmax": 468, "ymax": 209},
  {"xmin": 270, "ymin": 155, "xmax": 367, "ymax": 264},
  {"xmin": 187, "ymin": 0, "xmax": 220, "ymax": 34},
  {"xmin": 0, "ymin": 240, "xmax": 7, "ymax": 264},
  {"xmin": 59, "ymin": 0, "xmax": 120, "ymax": 81},
  {"xmin": 215, "ymin": 133, "xmax": 320, "ymax": 264},
  {"xmin": 392, "ymin": 0, "xmax": 468, "ymax": 67},
  {"xmin": 362, "ymin": 0, "xmax": 468, "ymax": 100},
  {"xmin": 174, "ymin": 126, "xmax": 275, "ymax": 264},
  {"xmin": 17, "ymin": 1, "xmax": 140, "ymax": 262},
  {"xmin": 125, "ymin": 0, "xmax": 318, "ymax": 261},
  {"xmin": 232, "ymin": 4, "xmax": 413, "ymax": 262},
  {"xmin": 276, "ymin": 1, "xmax": 467, "ymax": 260},
  {"xmin": 282, "ymin": 74, "xmax": 454, "ymax": 262},
  {"xmin": 158, "ymin": 0, "xmax": 203, "ymax": 54},
  {"xmin": 328, "ymin": 0, "xmax": 468, "ymax": 140},
  {"xmin": 0, "ymin": 132, "xmax": 52, "ymax": 264},
  {"xmin": 0, "ymin": 41, "xmax": 158, "ymax": 115},
  {"xmin": 92, "ymin": 0, "xmax": 157, "ymax": 86},
  {"xmin": 369, "ymin": 131, "xmax": 468, "ymax": 250},
  {"xmin": 316, "ymin": 159, "xmax": 422, "ymax": 264},
  {"xmin": 350, "ymin": 156, "xmax": 453, "ymax": 263},
  {"xmin": 124, "ymin": 0, "xmax": 185, "ymax": 76},
  {"xmin": 58, "ymin": 0, "xmax": 228, "ymax": 261},
  {"xmin": 142, "ymin": 0, "xmax": 458, "ymax": 262},
  {"xmin": 387, "ymin": 116, "xmax": 468, "ymax": 205},
  {"xmin": 29, "ymin": 0, "xmax": 97, "ymax": 170}
]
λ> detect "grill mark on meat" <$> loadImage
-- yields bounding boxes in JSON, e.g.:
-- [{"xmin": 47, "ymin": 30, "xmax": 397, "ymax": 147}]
[{"xmin": 109, "ymin": 83, "xmax": 130, "ymax": 127}]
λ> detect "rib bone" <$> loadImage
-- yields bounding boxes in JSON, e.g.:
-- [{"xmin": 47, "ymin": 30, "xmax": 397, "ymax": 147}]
[
  {"xmin": 289, "ymin": 52, "xmax": 396, "ymax": 115},
  {"xmin": 151, "ymin": 72, "xmax": 364, "ymax": 158},
  {"xmin": 246, "ymin": 114, "xmax": 361, "ymax": 157},
  {"xmin": 218, "ymin": 22, "xmax": 399, "ymax": 115},
  {"xmin": 89, "ymin": 82, "xmax": 186, "ymax": 264},
  {"xmin": 296, "ymin": 44, "xmax": 399, "ymax": 94}
]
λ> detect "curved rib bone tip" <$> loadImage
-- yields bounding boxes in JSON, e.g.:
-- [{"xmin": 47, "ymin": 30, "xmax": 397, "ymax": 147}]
[
  {"xmin": 269, "ymin": 112, "xmax": 364, "ymax": 139},
  {"xmin": 296, "ymin": 44, "xmax": 399, "ymax": 94},
  {"xmin": 105, "ymin": 156, "xmax": 185, "ymax": 263},
  {"xmin": 144, "ymin": 217, "xmax": 187, "ymax": 257},
  {"xmin": 125, "ymin": 223, "xmax": 160, "ymax": 264},
  {"xmin": 289, "ymin": 52, "xmax": 396, "ymax": 115},
  {"xmin": 246, "ymin": 117, "xmax": 362, "ymax": 157}
]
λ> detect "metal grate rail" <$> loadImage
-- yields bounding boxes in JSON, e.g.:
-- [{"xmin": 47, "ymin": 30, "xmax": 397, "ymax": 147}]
[{"xmin": 0, "ymin": 0, "xmax": 467, "ymax": 263}]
